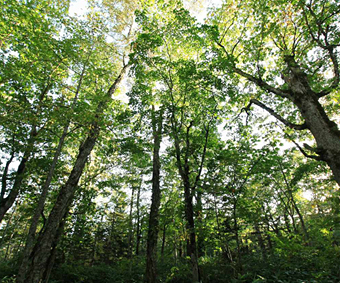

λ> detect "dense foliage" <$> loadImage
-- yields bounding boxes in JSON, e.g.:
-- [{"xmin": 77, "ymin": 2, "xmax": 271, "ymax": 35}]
[{"xmin": 0, "ymin": 0, "xmax": 339, "ymax": 282}]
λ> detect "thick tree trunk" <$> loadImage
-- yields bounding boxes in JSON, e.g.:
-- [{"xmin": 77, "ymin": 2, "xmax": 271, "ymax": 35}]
[
  {"xmin": 284, "ymin": 56, "xmax": 340, "ymax": 186},
  {"xmin": 146, "ymin": 107, "xmax": 163, "ymax": 283},
  {"xmin": 231, "ymin": 52, "xmax": 340, "ymax": 187}
]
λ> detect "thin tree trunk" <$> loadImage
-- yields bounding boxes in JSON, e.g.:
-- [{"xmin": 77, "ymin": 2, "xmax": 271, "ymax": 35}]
[
  {"xmin": 0, "ymin": 151, "xmax": 15, "ymax": 203},
  {"xmin": 233, "ymin": 199, "xmax": 242, "ymax": 275},
  {"xmin": 0, "ymin": 83, "xmax": 51, "ymax": 223},
  {"xmin": 254, "ymin": 223, "xmax": 266, "ymax": 260},
  {"xmin": 128, "ymin": 186, "xmax": 135, "ymax": 260},
  {"xmin": 161, "ymin": 223, "xmax": 166, "ymax": 257},
  {"xmin": 0, "ymin": 202, "xmax": 17, "ymax": 249},
  {"xmin": 196, "ymin": 190, "xmax": 204, "ymax": 258},
  {"xmin": 17, "ymin": 61, "xmax": 87, "ymax": 283},
  {"xmin": 19, "ymin": 65, "xmax": 127, "ymax": 283},
  {"xmin": 0, "ymin": 133, "xmax": 35, "ymax": 223},
  {"xmin": 136, "ymin": 182, "xmax": 141, "ymax": 256},
  {"xmin": 279, "ymin": 163, "xmax": 309, "ymax": 241},
  {"xmin": 145, "ymin": 107, "xmax": 163, "ymax": 283}
]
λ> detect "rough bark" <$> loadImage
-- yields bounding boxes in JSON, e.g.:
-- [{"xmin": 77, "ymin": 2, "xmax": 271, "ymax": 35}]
[
  {"xmin": 146, "ymin": 107, "xmax": 163, "ymax": 283},
  {"xmin": 237, "ymin": 54, "xmax": 340, "ymax": 186},
  {"xmin": 283, "ymin": 56, "xmax": 340, "ymax": 186}
]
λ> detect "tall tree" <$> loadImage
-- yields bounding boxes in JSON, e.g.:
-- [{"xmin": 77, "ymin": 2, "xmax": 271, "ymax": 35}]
[{"xmin": 208, "ymin": 0, "xmax": 340, "ymax": 186}]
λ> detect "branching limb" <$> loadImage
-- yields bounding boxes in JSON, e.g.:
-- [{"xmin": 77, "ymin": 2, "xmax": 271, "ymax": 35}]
[
  {"xmin": 217, "ymin": 41, "xmax": 291, "ymax": 98},
  {"xmin": 275, "ymin": 123, "xmax": 323, "ymax": 161},
  {"xmin": 302, "ymin": 5, "xmax": 340, "ymax": 97},
  {"xmin": 244, "ymin": 98, "xmax": 308, "ymax": 130}
]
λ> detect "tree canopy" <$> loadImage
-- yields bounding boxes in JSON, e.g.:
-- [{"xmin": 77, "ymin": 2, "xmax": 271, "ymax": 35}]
[{"xmin": 0, "ymin": 0, "xmax": 339, "ymax": 282}]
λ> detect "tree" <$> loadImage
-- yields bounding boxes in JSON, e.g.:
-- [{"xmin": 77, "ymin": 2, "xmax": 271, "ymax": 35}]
[{"xmin": 208, "ymin": 0, "xmax": 340, "ymax": 186}]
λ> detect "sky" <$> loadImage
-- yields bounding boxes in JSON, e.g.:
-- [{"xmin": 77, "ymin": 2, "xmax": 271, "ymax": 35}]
[{"xmin": 69, "ymin": 0, "xmax": 223, "ymax": 21}]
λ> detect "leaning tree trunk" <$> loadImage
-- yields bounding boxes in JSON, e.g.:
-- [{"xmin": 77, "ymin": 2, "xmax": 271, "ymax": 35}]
[
  {"xmin": 0, "ymin": 132, "xmax": 36, "ymax": 223},
  {"xmin": 18, "ymin": 65, "xmax": 127, "ymax": 283},
  {"xmin": 0, "ymin": 84, "xmax": 51, "ymax": 224},
  {"xmin": 146, "ymin": 107, "xmax": 163, "ymax": 283},
  {"xmin": 18, "ymin": 58, "xmax": 87, "ymax": 283}
]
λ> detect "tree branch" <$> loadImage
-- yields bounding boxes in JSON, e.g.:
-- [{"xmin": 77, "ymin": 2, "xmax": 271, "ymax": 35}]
[
  {"xmin": 244, "ymin": 98, "xmax": 308, "ymax": 130},
  {"xmin": 302, "ymin": 5, "xmax": 340, "ymax": 97}
]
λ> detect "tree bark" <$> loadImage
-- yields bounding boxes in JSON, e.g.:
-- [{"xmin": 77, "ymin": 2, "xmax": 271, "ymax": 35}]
[
  {"xmin": 239, "ymin": 55, "xmax": 340, "ymax": 187},
  {"xmin": 0, "ymin": 83, "xmax": 51, "ymax": 223},
  {"xmin": 18, "ymin": 58, "xmax": 87, "ymax": 281},
  {"xmin": 18, "ymin": 65, "xmax": 127, "ymax": 283},
  {"xmin": 146, "ymin": 107, "xmax": 163, "ymax": 283},
  {"xmin": 136, "ymin": 182, "xmax": 142, "ymax": 256},
  {"xmin": 254, "ymin": 223, "xmax": 266, "ymax": 260},
  {"xmin": 0, "ymin": 133, "xmax": 36, "ymax": 223},
  {"xmin": 128, "ymin": 186, "xmax": 135, "ymax": 259}
]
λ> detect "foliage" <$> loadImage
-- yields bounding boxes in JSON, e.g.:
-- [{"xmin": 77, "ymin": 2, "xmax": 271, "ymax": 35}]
[{"xmin": 0, "ymin": 0, "xmax": 339, "ymax": 282}]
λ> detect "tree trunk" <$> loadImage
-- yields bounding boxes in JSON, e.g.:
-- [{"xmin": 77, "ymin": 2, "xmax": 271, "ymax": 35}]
[
  {"xmin": 183, "ymin": 176, "xmax": 200, "ymax": 282},
  {"xmin": 254, "ymin": 223, "xmax": 266, "ymax": 260},
  {"xmin": 285, "ymin": 57, "xmax": 340, "ymax": 186},
  {"xmin": 161, "ymin": 223, "xmax": 166, "ymax": 258},
  {"xmin": 0, "ymin": 135, "xmax": 35, "ymax": 223},
  {"xmin": 18, "ymin": 58, "xmax": 87, "ymax": 282},
  {"xmin": 136, "ymin": 183, "xmax": 141, "ymax": 256},
  {"xmin": 230, "ymin": 53, "xmax": 340, "ymax": 187},
  {"xmin": 0, "ymin": 151, "xmax": 14, "ymax": 203},
  {"xmin": 146, "ymin": 107, "xmax": 163, "ymax": 283},
  {"xmin": 128, "ymin": 186, "xmax": 135, "ymax": 260},
  {"xmin": 196, "ymin": 190, "xmax": 204, "ymax": 258},
  {"xmin": 17, "ymin": 123, "xmax": 70, "ymax": 283},
  {"xmin": 0, "ymin": 83, "xmax": 51, "ymax": 223},
  {"xmin": 232, "ymin": 199, "xmax": 242, "ymax": 275},
  {"xmin": 18, "ymin": 65, "xmax": 127, "ymax": 283},
  {"xmin": 22, "ymin": 130, "xmax": 99, "ymax": 283}
]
